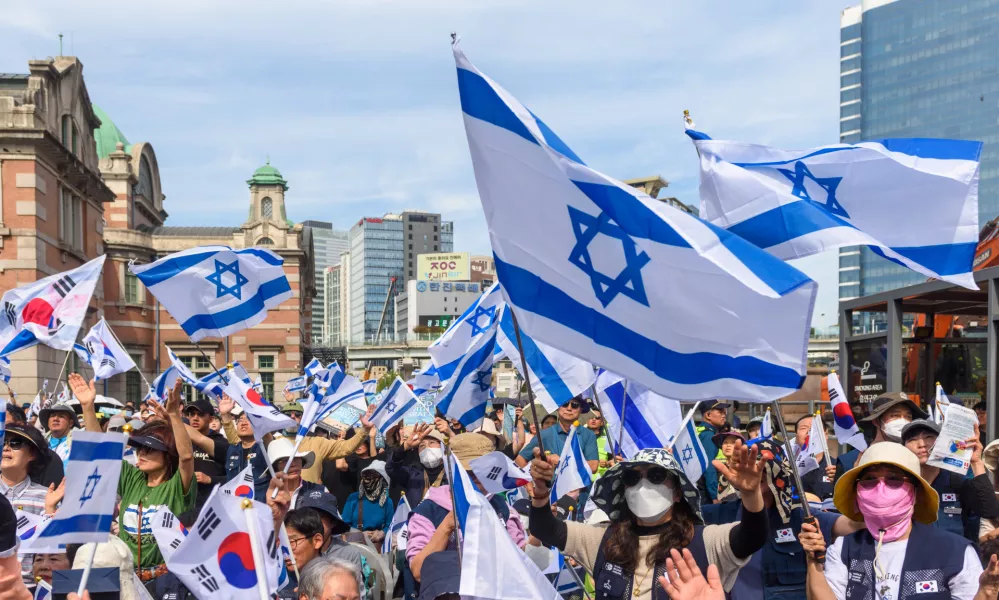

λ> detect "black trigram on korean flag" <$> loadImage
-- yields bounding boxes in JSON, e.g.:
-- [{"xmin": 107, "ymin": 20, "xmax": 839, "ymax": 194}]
[
  {"xmin": 52, "ymin": 274, "xmax": 76, "ymax": 298},
  {"xmin": 160, "ymin": 512, "xmax": 175, "ymax": 530},
  {"xmin": 3, "ymin": 302, "xmax": 15, "ymax": 326},
  {"xmin": 191, "ymin": 565, "xmax": 220, "ymax": 593},
  {"xmin": 169, "ymin": 538, "xmax": 182, "ymax": 550},
  {"xmin": 487, "ymin": 466, "xmax": 503, "ymax": 481},
  {"xmin": 16, "ymin": 514, "xmax": 29, "ymax": 531},
  {"xmin": 196, "ymin": 508, "xmax": 221, "ymax": 540},
  {"xmin": 100, "ymin": 356, "xmax": 116, "ymax": 369}
]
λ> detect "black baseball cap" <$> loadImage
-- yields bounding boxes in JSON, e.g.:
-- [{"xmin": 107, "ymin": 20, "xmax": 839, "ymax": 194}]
[
  {"xmin": 700, "ymin": 400, "xmax": 730, "ymax": 413},
  {"xmin": 183, "ymin": 398, "xmax": 216, "ymax": 416},
  {"xmin": 901, "ymin": 419, "xmax": 942, "ymax": 443},
  {"xmin": 299, "ymin": 490, "xmax": 350, "ymax": 535},
  {"xmin": 127, "ymin": 435, "xmax": 169, "ymax": 453}
]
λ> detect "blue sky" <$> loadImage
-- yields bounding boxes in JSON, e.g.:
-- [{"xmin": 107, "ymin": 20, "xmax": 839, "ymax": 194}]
[{"xmin": 1, "ymin": 0, "xmax": 855, "ymax": 330}]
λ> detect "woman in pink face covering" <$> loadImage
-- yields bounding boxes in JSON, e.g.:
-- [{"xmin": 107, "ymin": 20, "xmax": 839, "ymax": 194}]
[{"xmin": 797, "ymin": 442, "xmax": 990, "ymax": 600}]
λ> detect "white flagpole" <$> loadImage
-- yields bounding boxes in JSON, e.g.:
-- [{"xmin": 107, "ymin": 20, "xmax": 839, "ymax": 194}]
[
  {"xmin": 241, "ymin": 499, "xmax": 271, "ymax": 600},
  {"xmin": 76, "ymin": 546, "xmax": 96, "ymax": 597},
  {"xmin": 280, "ymin": 523, "xmax": 301, "ymax": 582},
  {"xmin": 667, "ymin": 402, "xmax": 702, "ymax": 449},
  {"xmin": 815, "ymin": 411, "xmax": 832, "ymax": 469}
]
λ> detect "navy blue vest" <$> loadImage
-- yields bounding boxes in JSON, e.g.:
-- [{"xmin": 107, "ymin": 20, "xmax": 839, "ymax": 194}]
[
  {"xmin": 841, "ymin": 522, "xmax": 970, "ymax": 600},
  {"xmin": 931, "ymin": 472, "xmax": 980, "ymax": 542},
  {"xmin": 592, "ymin": 525, "xmax": 709, "ymax": 600},
  {"xmin": 225, "ymin": 443, "xmax": 272, "ymax": 500}
]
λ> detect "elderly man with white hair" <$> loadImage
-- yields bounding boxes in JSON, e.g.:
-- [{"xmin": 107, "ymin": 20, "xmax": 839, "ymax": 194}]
[{"xmin": 298, "ymin": 556, "xmax": 363, "ymax": 600}]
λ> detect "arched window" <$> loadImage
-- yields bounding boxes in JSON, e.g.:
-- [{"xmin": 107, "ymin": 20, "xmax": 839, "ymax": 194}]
[
  {"xmin": 136, "ymin": 156, "xmax": 154, "ymax": 201},
  {"xmin": 257, "ymin": 237, "xmax": 274, "ymax": 246},
  {"xmin": 261, "ymin": 197, "xmax": 273, "ymax": 218}
]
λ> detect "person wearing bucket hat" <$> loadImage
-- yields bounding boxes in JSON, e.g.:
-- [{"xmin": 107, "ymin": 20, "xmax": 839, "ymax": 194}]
[
  {"xmin": 528, "ymin": 441, "xmax": 772, "ymax": 599},
  {"xmin": 266, "ymin": 436, "xmax": 322, "ymax": 508},
  {"xmin": 407, "ymin": 432, "xmax": 527, "ymax": 583},
  {"xmin": 1, "ymin": 423, "xmax": 52, "ymax": 586},
  {"xmin": 341, "ymin": 461, "xmax": 394, "ymax": 546},
  {"xmin": 798, "ymin": 442, "xmax": 984, "ymax": 600},
  {"xmin": 900, "ymin": 419, "xmax": 999, "ymax": 542},
  {"xmin": 861, "ymin": 391, "xmax": 928, "ymax": 444},
  {"xmin": 37, "ymin": 400, "xmax": 80, "ymax": 469}
]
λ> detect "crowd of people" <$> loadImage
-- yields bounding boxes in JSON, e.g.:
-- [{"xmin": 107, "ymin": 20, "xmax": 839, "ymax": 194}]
[{"xmin": 4, "ymin": 376, "xmax": 999, "ymax": 600}]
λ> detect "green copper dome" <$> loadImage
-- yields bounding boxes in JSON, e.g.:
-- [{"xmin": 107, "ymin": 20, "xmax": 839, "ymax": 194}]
[
  {"xmin": 92, "ymin": 104, "xmax": 132, "ymax": 159},
  {"xmin": 247, "ymin": 159, "xmax": 288, "ymax": 190}
]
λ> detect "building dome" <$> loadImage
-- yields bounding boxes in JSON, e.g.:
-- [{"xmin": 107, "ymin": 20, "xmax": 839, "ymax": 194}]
[
  {"xmin": 92, "ymin": 104, "xmax": 131, "ymax": 159},
  {"xmin": 247, "ymin": 159, "xmax": 288, "ymax": 191}
]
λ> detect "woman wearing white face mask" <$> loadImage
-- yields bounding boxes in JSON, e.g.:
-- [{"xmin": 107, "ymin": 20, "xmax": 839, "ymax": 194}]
[
  {"xmin": 385, "ymin": 423, "xmax": 448, "ymax": 506},
  {"xmin": 529, "ymin": 443, "xmax": 771, "ymax": 600}
]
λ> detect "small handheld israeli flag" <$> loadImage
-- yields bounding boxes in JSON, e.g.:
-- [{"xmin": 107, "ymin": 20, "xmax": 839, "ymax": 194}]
[
  {"xmin": 408, "ymin": 363, "xmax": 440, "ymax": 396},
  {"xmin": 194, "ymin": 370, "xmax": 226, "ymax": 402},
  {"xmin": 253, "ymin": 375, "xmax": 264, "ymax": 394},
  {"xmin": 0, "ymin": 356, "xmax": 11, "ymax": 385},
  {"xmin": 361, "ymin": 379, "xmax": 378, "ymax": 398},
  {"xmin": 303, "ymin": 358, "xmax": 323, "ymax": 378},
  {"xmin": 33, "ymin": 580, "xmax": 51, "ymax": 600},
  {"xmin": 130, "ymin": 245, "xmax": 292, "ymax": 342},
  {"xmin": 671, "ymin": 419, "xmax": 709, "ymax": 484},
  {"xmin": 284, "ymin": 375, "xmax": 308, "ymax": 393},
  {"xmin": 148, "ymin": 365, "xmax": 181, "ymax": 402},
  {"xmin": 36, "ymin": 431, "xmax": 125, "ymax": 545},
  {"xmin": 81, "ymin": 319, "xmax": 136, "ymax": 381},
  {"xmin": 368, "ymin": 377, "xmax": 419, "ymax": 434},
  {"xmin": 550, "ymin": 425, "xmax": 593, "ymax": 503}
]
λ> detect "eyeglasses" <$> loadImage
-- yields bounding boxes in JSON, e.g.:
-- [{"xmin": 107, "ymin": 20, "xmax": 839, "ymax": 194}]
[
  {"xmin": 857, "ymin": 475, "xmax": 913, "ymax": 490},
  {"xmin": 287, "ymin": 536, "xmax": 308, "ymax": 549},
  {"xmin": 3, "ymin": 438, "xmax": 25, "ymax": 451},
  {"xmin": 622, "ymin": 466, "xmax": 670, "ymax": 488},
  {"xmin": 567, "ymin": 401, "xmax": 581, "ymax": 410}
]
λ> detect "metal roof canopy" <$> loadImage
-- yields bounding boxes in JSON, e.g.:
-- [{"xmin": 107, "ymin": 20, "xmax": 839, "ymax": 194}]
[{"xmin": 839, "ymin": 265, "xmax": 999, "ymax": 443}]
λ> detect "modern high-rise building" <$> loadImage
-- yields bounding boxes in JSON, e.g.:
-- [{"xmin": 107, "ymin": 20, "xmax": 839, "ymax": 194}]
[
  {"xmin": 324, "ymin": 265, "xmax": 342, "ymax": 345},
  {"xmin": 401, "ymin": 211, "xmax": 453, "ymax": 282},
  {"xmin": 302, "ymin": 220, "xmax": 349, "ymax": 344},
  {"xmin": 338, "ymin": 251, "xmax": 351, "ymax": 345},
  {"xmin": 838, "ymin": 0, "xmax": 999, "ymax": 316}
]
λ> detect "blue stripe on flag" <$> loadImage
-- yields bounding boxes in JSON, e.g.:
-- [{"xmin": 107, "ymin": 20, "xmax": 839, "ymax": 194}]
[
  {"xmin": 884, "ymin": 242, "xmax": 979, "ymax": 276},
  {"xmin": 379, "ymin": 399, "xmax": 419, "ymax": 434},
  {"xmin": 134, "ymin": 250, "xmax": 219, "ymax": 288},
  {"xmin": 685, "ymin": 421, "xmax": 708, "ymax": 473},
  {"xmin": 684, "ymin": 129, "xmax": 712, "ymax": 141},
  {"xmin": 435, "ymin": 340, "xmax": 495, "ymax": 425},
  {"xmin": 726, "ymin": 197, "xmax": 852, "ymax": 249},
  {"xmin": 874, "ymin": 138, "xmax": 983, "ymax": 161},
  {"xmin": 70, "ymin": 440, "xmax": 124, "ymax": 462},
  {"xmin": 457, "ymin": 67, "xmax": 538, "ymax": 149},
  {"xmin": 570, "ymin": 180, "xmax": 813, "ymax": 296},
  {"xmin": 498, "ymin": 311, "xmax": 573, "ymax": 406},
  {"xmin": 604, "ymin": 383, "xmax": 660, "ymax": 450},
  {"xmin": 38, "ymin": 514, "xmax": 115, "ymax": 537},
  {"xmin": 527, "ymin": 109, "xmax": 586, "ymax": 165},
  {"xmin": 496, "ymin": 257, "xmax": 805, "ymax": 390},
  {"xmin": 179, "ymin": 277, "xmax": 292, "ymax": 335},
  {"xmin": 236, "ymin": 248, "xmax": 284, "ymax": 266},
  {"xmin": 729, "ymin": 146, "xmax": 858, "ymax": 168}
]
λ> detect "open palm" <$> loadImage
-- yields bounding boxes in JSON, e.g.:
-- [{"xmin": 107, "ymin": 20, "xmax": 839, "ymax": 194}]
[{"xmin": 659, "ymin": 548, "xmax": 724, "ymax": 600}]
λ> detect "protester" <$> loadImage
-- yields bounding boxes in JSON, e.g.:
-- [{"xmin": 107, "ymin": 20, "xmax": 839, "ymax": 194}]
[
  {"xmin": 37, "ymin": 400, "xmax": 80, "ymax": 469},
  {"xmin": 31, "ymin": 551, "xmax": 72, "ymax": 586},
  {"xmin": 266, "ymin": 436, "xmax": 323, "ymax": 507},
  {"xmin": 408, "ymin": 433, "xmax": 527, "ymax": 582},
  {"xmin": 585, "ymin": 408, "xmax": 613, "ymax": 478},
  {"xmin": 901, "ymin": 419, "xmax": 999, "ymax": 541},
  {"xmin": 0, "ymin": 493, "xmax": 31, "ymax": 600},
  {"xmin": 297, "ymin": 556, "xmax": 363, "ymax": 600},
  {"xmin": 284, "ymin": 507, "xmax": 327, "ymax": 577},
  {"xmin": 471, "ymin": 418, "xmax": 507, "ymax": 453},
  {"xmin": 711, "ymin": 430, "xmax": 746, "ymax": 503},
  {"xmin": 342, "ymin": 461, "xmax": 394, "ymax": 544},
  {"xmin": 282, "ymin": 401, "xmax": 304, "ymax": 424},
  {"xmin": 860, "ymin": 391, "xmax": 927, "ymax": 444},
  {"xmin": 325, "ymin": 428, "xmax": 378, "ymax": 507},
  {"xmin": 415, "ymin": 551, "xmax": 460, "ymax": 600},
  {"xmin": 798, "ymin": 442, "xmax": 983, "ymax": 600},
  {"xmin": 224, "ymin": 404, "xmax": 274, "ymax": 499},
  {"xmin": 178, "ymin": 396, "xmax": 229, "ymax": 511},
  {"xmin": 386, "ymin": 423, "xmax": 446, "ymax": 504},
  {"xmin": 297, "ymin": 402, "xmax": 375, "ymax": 487},
  {"xmin": 297, "ymin": 490, "xmax": 364, "ymax": 567},
  {"xmin": 71, "ymin": 373, "xmax": 196, "ymax": 577},
  {"xmin": 540, "ymin": 414, "xmax": 557, "ymax": 430},
  {"xmin": 975, "ymin": 401, "xmax": 988, "ymax": 446},
  {"xmin": 745, "ymin": 417, "xmax": 762, "ymax": 441},
  {"xmin": 1, "ymin": 424, "xmax": 51, "ymax": 584},
  {"xmin": 794, "ymin": 414, "xmax": 836, "ymax": 500},
  {"xmin": 515, "ymin": 396, "xmax": 598, "ymax": 475},
  {"xmin": 528, "ymin": 443, "xmax": 771, "ymax": 599},
  {"xmin": 695, "ymin": 400, "xmax": 728, "ymax": 505}
]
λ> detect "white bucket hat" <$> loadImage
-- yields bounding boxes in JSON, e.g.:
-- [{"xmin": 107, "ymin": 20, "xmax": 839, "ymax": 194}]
[{"xmin": 267, "ymin": 436, "xmax": 316, "ymax": 470}]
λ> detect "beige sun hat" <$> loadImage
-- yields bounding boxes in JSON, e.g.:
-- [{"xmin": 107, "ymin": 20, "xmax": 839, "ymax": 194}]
[
  {"xmin": 472, "ymin": 418, "xmax": 508, "ymax": 451},
  {"xmin": 833, "ymin": 441, "xmax": 938, "ymax": 524},
  {"xmin": 983, "ymin": 439, "xmax": 999, "ymax": 473}
]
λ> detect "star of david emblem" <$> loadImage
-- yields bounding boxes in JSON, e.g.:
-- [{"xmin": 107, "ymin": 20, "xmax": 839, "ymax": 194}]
[
  {"xmin": 681, "ymin": 445, "xmax": 694, "ymax": 465},
  {"xmin": 79, "ymin": 466, "xmax": 102, "ymax": 507},
  {"xmin": 776, "ymin": 161, "xmax": 849, "ymax": 219},
  {"xmin": 384, "ymin": 399, "xmax": 398, "ymax": 413},
  {"xmin": 567, "ymin": 206, "xmax": 651, "ymax": 308},
  {"xmin": 205, "ymin": 259, "xmax": 249, "ymax": 300},
  {"xmin": 468, "ymin": 304, "xmax": 497, "ymax": 337},
  {"xmin": 472, "ymin": 370, "xmax": 491, "ymax": 393}
]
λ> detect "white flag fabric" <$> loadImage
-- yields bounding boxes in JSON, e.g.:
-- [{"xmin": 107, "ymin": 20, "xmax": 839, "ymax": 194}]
[
  {"xmin": 150, "ymin": 507, "xmax": 188, "ymax": 563},
  {"xmin": 130, "ymin": 246, "xmax": 292, "ymax": 342},
  {"xmin": 81, "ymin": 319, "xmax": 136, "ymax": 382},
  {"xmin": 293, "ymin": 367, "xmax": 366, "ymax": 446},
  {"xmin": 933, "ymin": 383, "xmax": 952, "ymax": 425},
  {"xmin": 253, "ymin": 376, "xmax": 263, "ymax": 394},
  {"xmin": 149, "ymin": 365, "xmax": 181, "ymax": 402},
  {"xmin": 408, "ymin": 363, "xmax": 440, "ymax": 396},
  {"xmin": 596, "ymin": 370, "xmax": 682, "ymax": 460},
  {"xmin": 761, "ymin": 407, "xmax": 774, "ymax": 439},
  {"xmin": 220, "ymin": 465, "xmax": 257, "ymax": 500},
  {"xmin": 795, "ymin": 416, "xmax": 825, "ymax": 476},
  {"xmin": 303, "ymin": 358, "xmax": 323, "ymax": 378},
  {"xmin": 687, "ymin": 129, "xmax": 981, "ymax": 290},
  {"xmin": 164, "ymin": 487, "xmax": 283, "ymax": 599},
  {"xmin": 0, "ymin": 357, "xmax": 11, "ymax": 386},
  {"xmin": 454, "ymin": 44, "xmax": 816, "ymax": 404},
  {"xmin": 224, "ymin": 377, "xmax": 295, "ymax": 437},
  {"xmin": 369, "ymin": 377, "xmax": 420, "ymax": 434},
  {"xmin": 0, "ymin": 256, "xmax": 106, "ymax": 357},
  {"xmin": 33, "ymin": 580, "xmax": 50, "ymax": 600},
  {"xmin": 36, "ymin": 431, "xmax": 125, "ymax": 545},
  {"xmin": 671, "ymin": 419, "xmax": 709, "ymax": 484},
  {"xmin": 495, "ymin": 305, "xmax": 595, "ymax": 413},
  {"xmin": 826, "ymin": 373, "xmax": 867, "ymax": 451},
  {"xmin": 469, "ymin": 451, "xmax": 533, "ymax": 495},
  {"xmin": 284, "ymin": 376, "xmax": 307, "ymax": 393},
  {"xmin": 194, "ymin": 369, "xmax": 226, "ymax": 402},
  {"xmin": 550, "ymin": 425, "xmax": 593, "ymax": 503},
  {"xmin": 166, "ymin": 347, "xmax": 203, "ymax": 387},
  {"xmin": 361, "ymin": 379, "xmax": 378, "ymax": 398},
  {"xmin": 382, "ymin": 495, "xmax": 412, "ymax": 554},
  {"xmin": 429, "ymin": 283, "xmax": 503, "ymax": 427},
  {"xmin": 14, "ymin": 508, "xmax": 44, "ymax": 552},
  {"xmin": 449, "ymin": 453, "xmax": 560, "ymax": 600}
]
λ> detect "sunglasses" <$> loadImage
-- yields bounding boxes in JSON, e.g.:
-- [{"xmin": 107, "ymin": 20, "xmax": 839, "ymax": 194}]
[
  {"xmin": 567, "ymin": 401, "xmax": 581, "ymax": 410},
  {"xmin": 857, "ymin": 475, "xmax": 912, "ymax": 490},
  {"xmin": 3, "ymin": 438, "xmax": 25, "ymax": 451},
  {"xmin": 622, "ymin": 466, "xmax": 670, "ymax": 488}
]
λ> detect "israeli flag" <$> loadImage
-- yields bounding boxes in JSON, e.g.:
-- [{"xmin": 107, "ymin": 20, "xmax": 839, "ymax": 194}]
[
  {"xmin": 408, "ymin": 364, "xmax": 440, "ymax": 396},
  {"xmin": 294, "ymin": 369, "xmax": 365, "ymax": 442},
  {"xmin": 597, "ymin": 370, "xmax": 682, "ymax": 460},
  {"xmin": 229, "ymin": 361, "xmax": 252, "ymax": 385},
  {"xmin": 81, "ymin": 319, "xmax": 136, "ymax": 382},
  {"xmin": 253, "ymin": 375, "xmax": 264, "ymax": 394},
  {"xmin": 361, "ymin": 379, "xmax": 378, "ymax": 396},
  {"xmin": 550, "ymin": 425, "xmax": 593, "ymax": 503},
  {"xmin": 33, "ymin": 580, "xmax": 50, "ymax": 600},
  {"xmin": 369, "ymin": 377, "xmax": 420, "ymax": 434},
  {"xmin": 671, "ymin": 419, "xmax": 709, "ymax": 484},
  {"xmin": 149, "ymin": 365, "xmax": 181, "ymax": 401},
  {"xmin": 687, "ymin": 130, "xmax": 982, "ymax": 290},
  {"xmin": 303, "ymin": 357, "xmax": 323, "ymax": 378},
  {"xmin": 165, "ymin": 347, "xmax": 201, "ymax": 387},
  {"xmin": 450, "ymin": 453, "xmax": 560, "ymax": 600},
  {"xmin": 554, "ymin": 554, "xmax": 582, "ymax": 595},
  {"xmin": 37, "ymin": 431, "xmax": 125, "ymax": 545},
  {"xmin": 495, "ymin": 304, "xmax": 595, "ymax": 413},
  {"xmin": 0, "ymin": 356, "xmax": 10, "ymax": 385},
  {"xmin": 382, "ymin": 495, "xmax": 411, "ymax": 554},
  {"xmin": 224, "ymin": 376, "xmax": 295, "ymax": 437},
  {"xmin": 284, "ymin": 375, "xmax": 308, "ymax": 393},
  {"xmin": 454, "ymin": 44, "xmax": 816, "ymax": 403},
  {"xmin": 129, "ymin": 246, "xmax": 292, "ymax": 342},
  {"xmin": 430, "ymin": 283, "xmax": 503, "ymax": 427},
  {"xmin": 194, "ymin": 369, "xmax": 226, "ymax": 402}
]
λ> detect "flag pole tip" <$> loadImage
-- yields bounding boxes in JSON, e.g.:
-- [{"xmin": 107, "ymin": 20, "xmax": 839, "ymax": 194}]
[
  {"xmin": 573, "ymin": 420, "xmax": 580, "ymax": 427},
  {"xmin": 241, "ymin": 498, "xmax": 253, "ymax": 509}
]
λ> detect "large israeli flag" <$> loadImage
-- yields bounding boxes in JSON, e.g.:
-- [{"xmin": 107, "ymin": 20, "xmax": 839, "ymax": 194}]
[
  {"xmin": 454, "ymin": 44, "xmax": 817, "ymax": 403},
  {"xmin": 597, "ymin": 370, "xmax": 682, "ymax": 460},
  {"xmin": 429, "ymin": 283, "xmax": 503, "ymax": 427},
  {"xmin": 129, "ymin": 246, "xmax": 292, "ymax": 342},
  {"xmin": 687, "ymin": 130, "xmax": 982, "ymax": 290},
  {"xmin": 495, "ymin": 304, "xmax": 595, "ymax": 413}
]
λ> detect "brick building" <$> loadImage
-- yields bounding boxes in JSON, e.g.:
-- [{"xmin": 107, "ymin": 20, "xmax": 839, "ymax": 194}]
[{"xmin": 0, "ymin": 55, "xmax": 314, "ymax": 403}]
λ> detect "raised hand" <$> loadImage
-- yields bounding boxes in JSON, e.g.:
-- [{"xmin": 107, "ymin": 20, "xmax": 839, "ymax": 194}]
[
  {"xmin": 659, "ymin": 548, "xmax": 724, "ymax": 600},
  {"xmin": 283, "ymin": 390, "xmax": 294, "ymax": 403},
  {"xmin": 359, "ymin": 404, "xmax": 376, "ymax": 429},
  {"xmin": 715, "ymin": 440, "xmax": 765, "ymax": 493},
  {"xmin": 529, "ymin": 447, "xmax": 556, "ymax": 500},
  {"xmin": 146, "ymin": 398, "xmax": 169, "ymax": 422},
  {"xmin": 45, "ymin": 479, "xmax": 66, "ymax": 515},
  {"xmin": 218, "ymin": 394, "xmax": 235, "ymax": 417},
  {"xmin": 266, "ymin": 472, "xmax": 292, "ymax": 524},
  {"xmin": 405, "ymin": 423, "xmax": 433, "ymax": 450},
  {"xmin": 68, "ymin": 373, "xmax": 96, "ymax": 406},
  {"xmin": 164, "ymin": 379, "xmax": 183, "ymax": 416}
]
